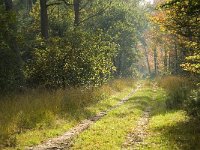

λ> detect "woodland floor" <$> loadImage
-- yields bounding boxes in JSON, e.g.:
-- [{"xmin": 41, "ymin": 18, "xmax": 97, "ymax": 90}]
[{"xmin": 6, "ymin": 81, "xmax": 200, "ymax": 150}]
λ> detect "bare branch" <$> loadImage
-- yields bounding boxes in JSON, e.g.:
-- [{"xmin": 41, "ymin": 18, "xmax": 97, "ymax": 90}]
[
  {"xmin": 46, "ymin": 0, "xmax": 73, "ymax": 8},
  {"xmin": 46, "ymin": 2, "xmax": 62, "ymax": 7},
  {"xmin": 79, "ymin": 2, "xmax": 112, "ymax": 25}
]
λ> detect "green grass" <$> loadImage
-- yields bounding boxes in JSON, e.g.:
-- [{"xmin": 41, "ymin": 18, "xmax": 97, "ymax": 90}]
[
  {"xmin": 72, "ymin": 81, "xmax": 200, "ymax": 150},
  {"xmin": 0, "ymin": 79, "xmax": 136, "ymax": 150},
  {"xmin": 138, "ymin": 111, "xmax": 200, "ymax": 150},
  {"xmin": 2, "ymin": 80, "xmax": 199, "ymax": 150},
  {"xmin": 15, "ymin": 86, "xmax": 134, "ymax": 150},
  {"xmin": 134, "ymin": 82, "xmax": 200, "ymax": 150},
  {"xmin": 71, "ymin": 83, "xmax": 157, "ymax": 150}
]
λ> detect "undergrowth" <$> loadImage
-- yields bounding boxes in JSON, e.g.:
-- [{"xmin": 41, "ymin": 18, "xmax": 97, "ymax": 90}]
[
  {"xmin": 157, "ymin": 76, "xmax": 191, "ymax": 109},
  {"xmin": 157, "ymin": 76, "xmax": 200, "ymax": 120},
  {"xmin": 0, "ymin": 78, "xmax": 135, "ymax": 149}
]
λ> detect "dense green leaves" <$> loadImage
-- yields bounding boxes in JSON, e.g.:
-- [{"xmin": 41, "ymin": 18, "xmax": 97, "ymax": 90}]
[
  {"xmin": 158, "ymin": 0, "xmax": 200, "ymax": 75},
  {"xmin": 26, "ymin": 30, "xmax": 116, "ymax": 88},
  {"xmin": 0, "ymin": 3, "xmax": 24, "ymax": 92},
  {"xmin": 0, "ymin": 0, "xmax": 148, "ymax": 91}
]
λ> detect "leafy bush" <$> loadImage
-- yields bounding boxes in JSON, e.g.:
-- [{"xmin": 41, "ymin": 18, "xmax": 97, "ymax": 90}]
[
  {"xmin": 0, "ymin": 7, "xmax": 24, "ymax": 93},
  {"xmin": 26, "ymin": 29, "xmax": 116, "ymax": 88},
  {"xmin": 184, "ymin": 89, "xmax": 200, "ymax": 119},
  {"xmin": 0, "ymin": 48, "xmax": 24, "ymax": 93},
  {"xmin": 158, "ymin": 76, "xmax": 191, "ymax": 109}
]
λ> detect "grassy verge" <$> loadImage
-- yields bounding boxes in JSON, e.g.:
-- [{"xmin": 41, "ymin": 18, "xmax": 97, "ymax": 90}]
[
  {"xmin": 135, "ymin": 82, "xmax": 200, "ymax": 150},
  {"xmin": 0, "ymin": 79, "xmax": 136, "ymax": 150},
  {"xmin": 71, "ymin": 81, "xmax": 200, "ymax": 150},
  {"xmin": 71, "ymin": 82, "xmax": 157, "ymax": 150}
]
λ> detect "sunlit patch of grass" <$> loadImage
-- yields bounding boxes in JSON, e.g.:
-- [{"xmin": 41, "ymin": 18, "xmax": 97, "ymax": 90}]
[
  {"xmin": 0, "ymin": 79, "xmax": 135, "ymax": 149},
  {"xmin": 71, "ymin": 85, "xmax": 156, "ymax": 150},
  {"xmin": 72, "ymin": 106, "xmax": 142, "ymax": 150},
  {"xmin": 139, "ymin": 110, "xmax": 200, "ymax": 150},
  {"xmin": 15, "ymin": 120, "xmax": 76, "ymax": 148},
  {"xmin": 136, "ymin": 84, "xmax": 200, "ymax": 150}
]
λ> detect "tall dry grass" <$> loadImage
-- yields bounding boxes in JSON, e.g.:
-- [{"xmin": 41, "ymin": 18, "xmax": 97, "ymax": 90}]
[
  {"xmin": 157, "ymin": 76, "xmax": 191, "ymax": 109},
  {"xmin": 0, "ymin": 78, "xmax": 135, "ymax": 147}
]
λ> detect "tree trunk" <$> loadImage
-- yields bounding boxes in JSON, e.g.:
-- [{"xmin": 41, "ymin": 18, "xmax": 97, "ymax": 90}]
[
  {"xmin": 143, "ymin": 46, "xmax": 151, "ymax": 75},
  {"xmin": 174, "ymin": 42, "xmax": 178, "ymax": 74},
  {"xmin": 26, "ymin": 0, "xmax": 33, "ymax": 12},
  {"xmin": 4, "ymin": 0, "xmax": 12, "ymax": 10},
  {"xmin": 154, "ymin": 47, "xmax": 157, "ymax": 76},
  {"xmin": 140, "ymin": 39, "xmax": 151, "ymax": 75},
  {"xmin": 3, "ymin": 0, "xmax": 18, "ymax": 53},
  {"xmin": 168, "ymin": 53, "xmax": 171, "ymax": 72},
  {"xmin": 40, "ymin": 0, "xmax": 48, "ymax": 39},
  {"xmin": 73, "ymin": 0, "xmax": 80, "ymax": 26},
  {"xmin": 164, "ymin": 49, "xmax": 168, "ymax": 72}
]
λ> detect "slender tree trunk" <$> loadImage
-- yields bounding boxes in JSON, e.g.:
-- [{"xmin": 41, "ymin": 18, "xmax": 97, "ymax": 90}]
[
  {"xmin": 73, "ymin": 0, "xmax": 80, "ymax": 26},
  {"xmin": 140, "ymin": 39, "xmax": 151, "ymax": 75},
  {"xmin": 40, "ymin": 0, "xmax": 48, "ymax": 39},
  {"xmin": 143, "ymin": 46, "xmax": 151, "ymax": 75},
  {"xmin": 154, "ymin": 47, "xmax": 157, "ymax": 76},
  {"xmin": 114, "ymin": 50, "xmax": 122, "ymax": 77},
  {"xmin": 168, "ymin": 53, "xmax": 171, "ymax": 72},
  {"xmin": 4, "ymin": 0, "xmax": 12, "ymax": 10},
  {"xmin": 164, "ymin": 49, "xmax": 168, "ymax": 72},
  {"xmin": 174, "ymin": 42, "xmax": 178, "ymax": 74},
  {"xmin": 3, "ymin": 0, "xmax": 18, "ymax": 53},
  {"xmin": 26, "ymin": 0, "xmax": 33, "ymax": 12}
]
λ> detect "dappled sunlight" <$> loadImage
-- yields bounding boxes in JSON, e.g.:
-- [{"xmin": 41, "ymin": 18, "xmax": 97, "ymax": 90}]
[
  {"xmin": 0, "ymin": 0, "xmax": 199, "ymax": 149},
  {"xmin": 145, "ymin": 110, "xmax": 200, "ymax": 150},
  {"xmin": 0, "ymin": 79, "xmax": 135, "ymax": 149}
]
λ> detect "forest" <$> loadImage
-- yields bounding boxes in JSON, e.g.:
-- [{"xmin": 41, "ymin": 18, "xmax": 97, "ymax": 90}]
[{"xmin": 0, "ymin": 0, "xmax": 199, "ymax": 149}]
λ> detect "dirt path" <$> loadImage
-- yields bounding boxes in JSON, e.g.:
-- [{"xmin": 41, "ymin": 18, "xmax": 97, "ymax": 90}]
[
  {"xmin": 122, "ymin": 107, "xmax": 151, "ymax": 149},
  {"xmin": 28, "ymin": 84, "xmax": 142, "ymax": 150},
  {"xmin": 122, "ymin": 83, "xmax": 157, "ymax": 149}
]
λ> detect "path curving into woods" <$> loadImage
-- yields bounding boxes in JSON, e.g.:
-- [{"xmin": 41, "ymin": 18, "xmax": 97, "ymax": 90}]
[
  {"xmin": 28, "ymin": 84, "xmax": 142, "ymax": 150},
  {"xmin": 122, "ymin": 83, "xmax": 157, "ymax": 149}
]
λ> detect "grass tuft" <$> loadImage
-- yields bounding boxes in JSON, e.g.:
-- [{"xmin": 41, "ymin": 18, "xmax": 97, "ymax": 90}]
[
  {"xmin": 0, "ymin": 78, "xmax": 135, "ymax": 149},
  {"xmin": 157, "ymin": 76, "xmax": 191, "ymax": 109}
]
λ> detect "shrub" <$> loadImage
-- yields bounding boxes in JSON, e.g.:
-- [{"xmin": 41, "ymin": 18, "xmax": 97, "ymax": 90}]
[
  {"xmin": 0, "ymin": 41, "xmax": 24, "ymax": 93},
  {"xmin": 158, "ymin": 76, "xmax": 191, "ymax": 109},
  {"xmin": 26, "ymin": 30, "xmax": 116, "ymax": 88},
  {"xmin": 0, "ymin": 7, "xmax": 24, "ymax": 93},
  {"xmin": 184, "ymin": 89, "xmax": 200, "ymax": 119}
]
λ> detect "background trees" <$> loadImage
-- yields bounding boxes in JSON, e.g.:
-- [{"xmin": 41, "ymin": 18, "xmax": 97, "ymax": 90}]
[
  {"xmin": 0, "ymin": 0, "xmax": 24, "ymax": 92},
  {"xmin": 150, "ymin": 0, "xmax": 200, "ymax": 76},
  {"xmin": 0, "ymin": 0, "xmax": 149, "ymax": 91},
  {"xmin": 147, "ymin": 0, "xmax": 200, "ymax": 120},
  {"xmin": 1, "ymin": 0, "xmax": 198, "ymax": 90}
]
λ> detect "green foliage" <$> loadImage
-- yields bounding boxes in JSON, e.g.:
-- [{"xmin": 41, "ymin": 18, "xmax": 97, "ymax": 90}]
[
  {"xmin": 0, "ymin": 48, "xmax": 23, "ymax": 92},
  {"xmin": 159, "ymin": 0, "xmax": 200, "ymax": 73},
  {"xmin": 26, "ymin": 29, "xmax": 116, "ymax": 88},
  {"xmin": 184, "ymin": 89, "xmax": 200, "ymax": 119},
  {"xmin": 84, "ymin": 1, "xmax": 144, "ymax": 77},
  {"xmin": 181, "ymin": 53, "xmax": 200, "ymax": 74},
  {"xmin": 0, "ymin": 4, "xmax": 24, "ymax": 93},
  {"xmin": 0, "ymin": 0, "xmax": 146, "ymax": 91}
]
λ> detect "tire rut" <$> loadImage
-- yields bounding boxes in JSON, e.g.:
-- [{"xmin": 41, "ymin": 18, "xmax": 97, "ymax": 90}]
[
  {"xmin": 27, "ymin": 84, "xmax": 142, "ymax": 150},
  {"xmin": 122, "ymin": 83, "xmax": 157, "ymax": 150},
  {"xmin": 122, "ymin": 107, "xmax": 151, "ymax": 149}
]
